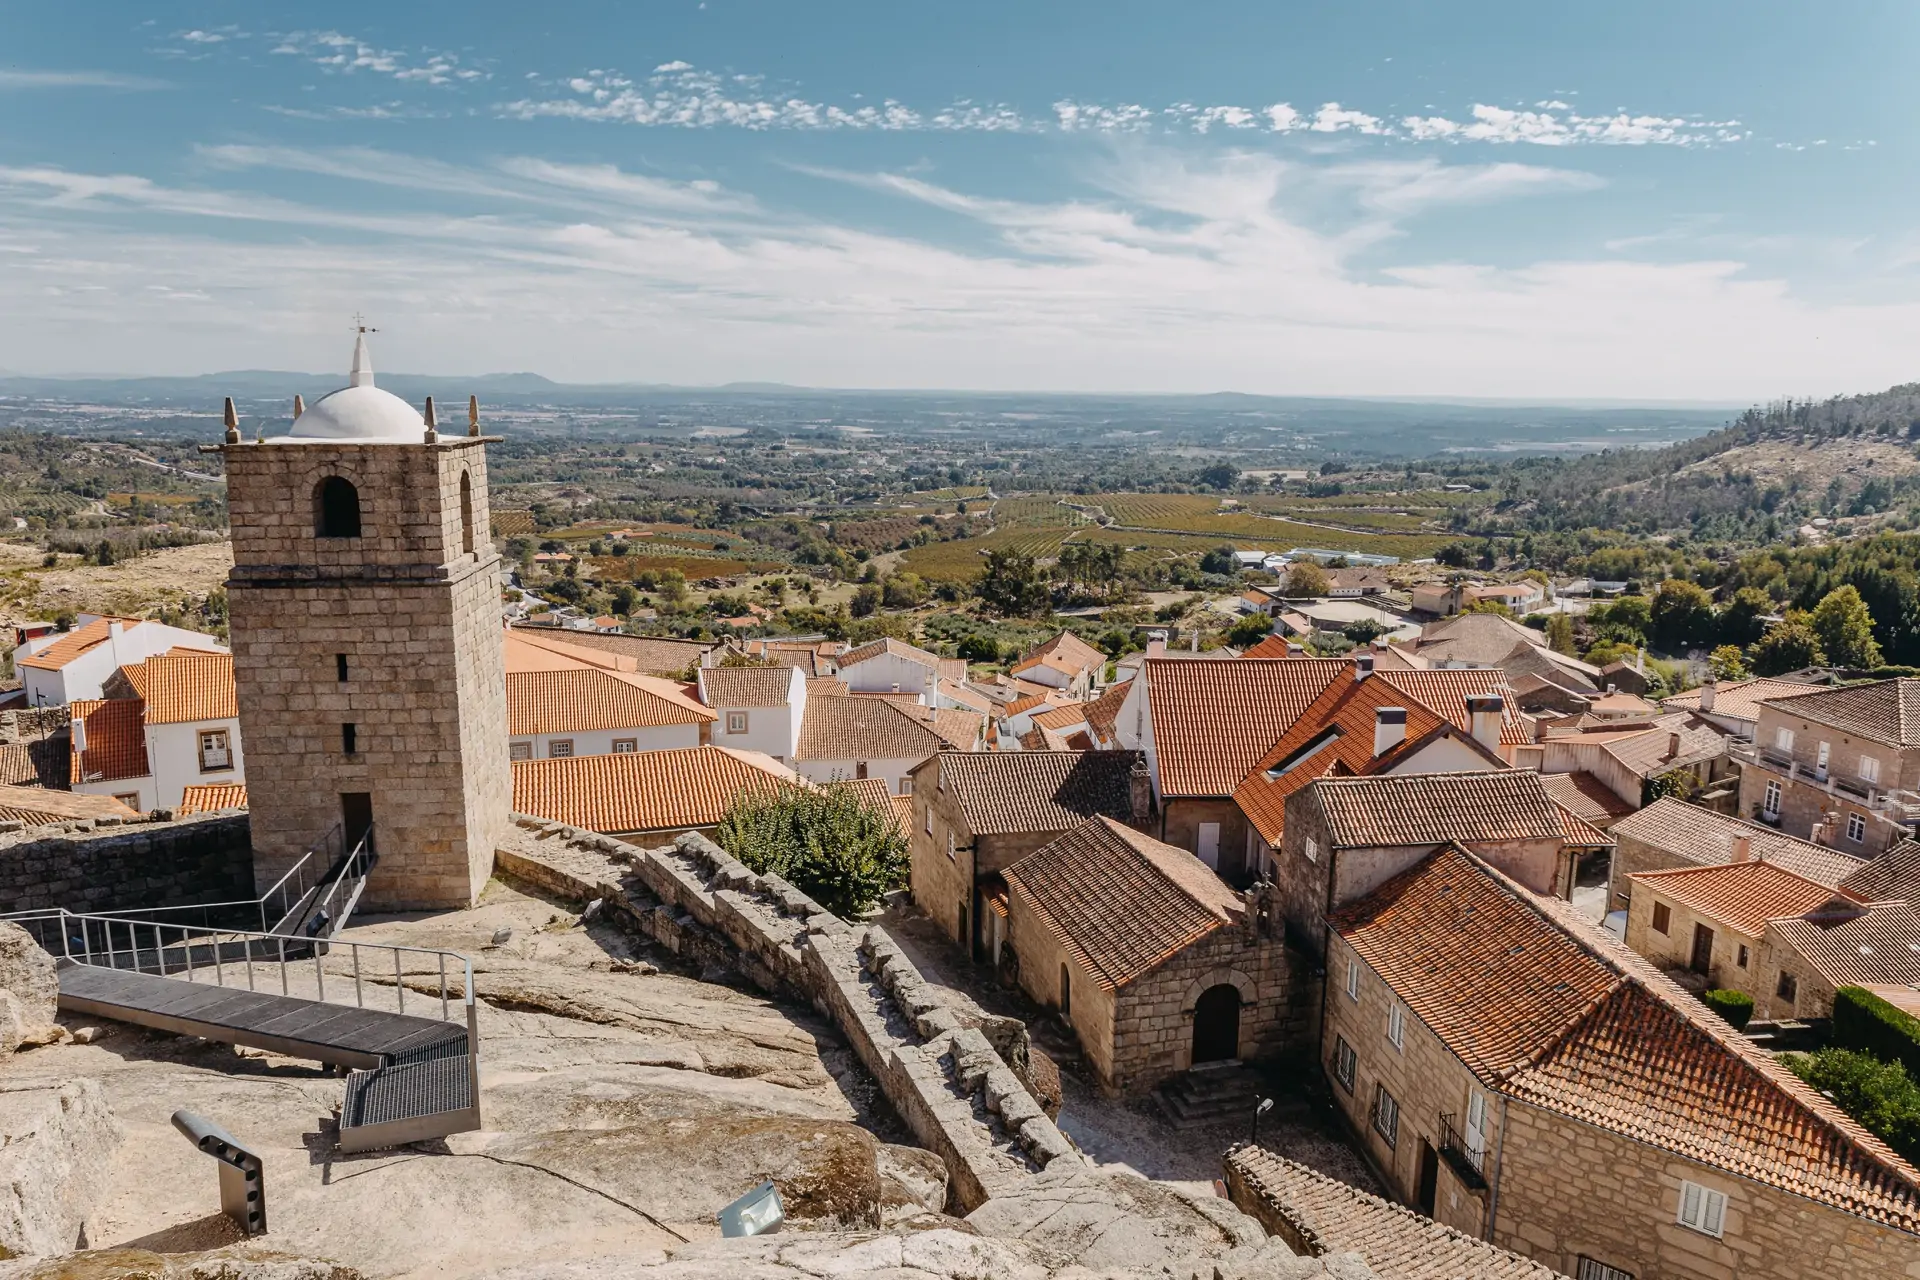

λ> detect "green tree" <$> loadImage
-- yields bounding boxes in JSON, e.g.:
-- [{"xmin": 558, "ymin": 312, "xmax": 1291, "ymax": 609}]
[
  {"xmin": 1592, "ymin": 595, "xmax": 1652, "ymax": 642},
  {"xmin": 882, "ymin": 572, "xmax": 929, "ymax": 609},
  {"xmin": 1748, "ymin": 618, "xmax": 1826, "ymax": 676},
  {"xmin": 1717, "ymin": 586, "xmax": 1773, "ymax": 647},
  {"xmin": 1810, "ymin": 585, "xmax": 1884, "ymax": 668},
  {"xmin": 1462, "ymin": 599, "xmax": 1513, "ymax": 617},
  {"xmin": 656, "ymin": 569, "xmax": 689, "ymax": 606},
  {"xmin": 1197, "ymin": 463, "xmax": 1238, "ymax": 490},
  {"xmin": 1650, "ymin": 579, "xmax": 1716, "ymax": 653},
  {"xmin": 1226, "ymin": 613, "xmax": 1274, "ymax": 648},
  {"xmin": 850, "ymin": 583, "xmax": 882, "ymax": 617},
  {"xmin": 955, "ymin": 634, "xmax": 1002, "ymax": 664},
  {"xmin": 1281, "ymin": 561, "xmax": 1329, "ymax": 598},
  {"xmin": 1786, "ymin": 1048, "xmax": 1920, "ymax": 1165},
  {"xmin": 1544, "ymin": 612, "xmax": 1576, "ymax": 655},
  {"xmin": 608, "ymin": 583, "xmax": 639, "ymax": 615},
  {"xmin": 1708, "ymin": 644, "xmax": 1750, "ymax": 681},
  {"xmin": 1342, "ymin": 618, "xmax": 1387, "ymax": 645},
  {"xmin": 715, "ymin": 782, "xmax": 908, "ymax": 918},
  {"xmin": 1199, "ymin": 544, "xmax": 1240, "ymax": 576},
  {"xmin": 976, "ymin": 549, "xmax": 1051, "ymax": 618}
]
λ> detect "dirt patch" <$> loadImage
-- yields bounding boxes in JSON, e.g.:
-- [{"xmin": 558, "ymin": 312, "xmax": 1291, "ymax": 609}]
[{"xmin": 0, "ymin": 541, "xmax": 233, "ymax": 627}]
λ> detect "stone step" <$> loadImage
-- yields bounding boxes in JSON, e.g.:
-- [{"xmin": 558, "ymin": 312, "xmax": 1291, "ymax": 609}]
[{"xmin": 1153, "ymin": 1063, "xmax": 1271, "ymax": 1128}]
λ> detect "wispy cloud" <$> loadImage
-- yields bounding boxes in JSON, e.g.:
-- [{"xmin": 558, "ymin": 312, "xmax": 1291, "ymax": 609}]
[
  {"xmin": 269, "ymin": 30, "xmax": 488, "ymax": 86},
  {"xmin": 0, "ymin": 70, "xmax": 170, "ymax": 91}
]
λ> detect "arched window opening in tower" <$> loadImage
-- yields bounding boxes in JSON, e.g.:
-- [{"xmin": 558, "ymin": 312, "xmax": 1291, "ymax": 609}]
[
  {"xmin": 315, "ymin": 476, "xmax": 362, "ymax": 538},
  {"xmin": 460, "ymin": 471, "xmax": 474, "ymax": 555}
]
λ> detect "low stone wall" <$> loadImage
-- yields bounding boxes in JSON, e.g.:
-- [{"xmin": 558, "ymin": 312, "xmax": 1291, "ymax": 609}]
[
  {"xmin": 496, "ymin": 816, "xmax": 1081, "ymax": 1211},
  {"xmin": 0, "ymin": 813, "xmax": 253, "ymax": 916}
]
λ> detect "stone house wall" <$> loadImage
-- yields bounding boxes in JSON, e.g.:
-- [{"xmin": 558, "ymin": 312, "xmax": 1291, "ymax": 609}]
[
  {"xmin": 1323, "ymin": 931, "xmax": 1498, "ymax": 1238},
  {"xmin": 1493, "ymin": 1097, "xmax": 1920, "ymax": 1279},
  {"xmin": 1608, "ymin": 829, "xmax": 1707, "ymax": 914},
  {"xmin": 1161, "ymin": 796, "xmax": 1256, "ymax": 883},
  {"xmin": 224, "ymin": 438, "xmax": 510, "ymax": 912},
  {"xmin": 1751, "ymin": 924, "xmax": 1843, "ymax": 1022},
  {"xmin": 494, "ymin": 818, "xmax": 1080, "ymax": 1214},
  {"xmin": 1740, "ymin": 703, "xmax": 1918, "ymax": 853},
  {"xmin": 1622, "ymin": 881, "xmax": 1766, "ymax": 1000},
  {"xmin": 0, "ymin": 813, "xmax": 251, "ymax": 916}
]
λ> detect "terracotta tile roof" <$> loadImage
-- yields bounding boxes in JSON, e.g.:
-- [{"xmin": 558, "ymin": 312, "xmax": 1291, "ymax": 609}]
[
  {"xmin": 749, "ymin": 645, "xmax": 828, "ymax": 677},
  {"xmin": 840, "ymin": 636, "xmax": 943, "ymax": 671},
  {"xmin": 911, "ymin": 705, "xmax": 987, "ymax": 751},
  {"xmin": 69, "ymin": 698, "xmax": 149, "ymax": 784},
  {"xmin": 1378, "ymin": 668, "xmax": 1529, "ymax": 746},
  {"xmin": 510, "ymin": 624, "xmax": 718, "ymax": 677},
  {"xmin": 1224, "ymin": 1146, "xmax": 1561, "ymax": 1280},
  {"xmin": 889, "ymin": 791, "xmax": 914, "ymax": 834},
  {"xmin": 938, "ymin": 657, "xmax": 968, "ymax": 684},
  {"xmin": 1588, "ymin": 690, "xmax": 1658, "ymax": 716},
  {"xmin": 178, "ymin": 782, "xmax": 248, "ymax": 814},
  {"xmin": 0, "ymin": 741, "xmax": 67, "ymax": 790},
  {"xmin": 1338, "ymin": 845, "xmax": 1920, "ymax": 1232},
  {"xmin": 512, "ymin": 744, "xmax": 797, "ymax": 834},
  {"xmin": 1010, "ymin": 631, "xmax": 1105, "ymax": 679},
  {"xmin": 1005, "ymin": 816, "xmax": 1239, "ymax": 990},
  {"xmin": 1231, "ymin": 672, "xmax": 1472, "ymax": 844},
  {"xmin": 1145, "ymin": 657, "xmax": 1349, "ymax": 797},
  {"xmin": 1538, "ymin": 771, "xmax": 1634, "ymax": 828},
  {"xmin": 1238, "ymin": 634, "xmax": 1295, "ymax": 659},
  {"xmin": 796, "ymin": 694, "xmax": 948, "ymax": 763},
  {"xmin": 1082, "ymin": 679, "xmax": 1130, "ymax": 742},
  {"xmin": 698, "ymin": 665, "xmax": 797, "ymax": 708},
  {"xmin": 937, "ymin": 679, "xmax": 994, "ymax": 714},
  {"xmin": 1842, "ymin": 837, "xmax": 1920, "ymax": 905},
  {"xmin": 1662, "ymin": 676, "xmax": 1824, "ymax": 723},
  {"xmin": 829, "ymin": 775, "xmax": 901, "ymax": 828},
  {"xmin": 1769, "ymin": 902, "xmax": 1920, "ymax": 989},
  {"xmin": 1598, "ymin": 712, "xmax": 1729, "ymax": 776},
  {"xmin": 1019, "ymin": 725, "xmax": 1072, "ymax": 751},
  {"xmin": 507, "ymin": 668, "xmax": 714, "ymax": 736},
  {"xmin": 1312, "ymin": 771, "xmax": 1568, "ymax": 849},
  {"xmin": 0, "ymin": 785, "xmax": 140, "ymax": 824},
  {"xmin": 1031, "ymin": 703, "xmax": 1091, "ymax": 732},
  {"xmin": 807, "ymin": 676, "xmax": 850, "ymax": 697},
  {"xmin": 1629, "ymin": 858, "xmax": 1842, "ymax": 935},
  {"xmin": 1555, "ymin": 804, "xmax": 1613, "ymax": 848},
  {"xmin": 1611, "ymin": 798, "xmax": 1868, "ymax": 888},
  {"xmin": 1003, "ymin": 693, "xmax": 1052, "ymax": 716},
  {"xmin": 926, "ymin": 750, "xmax": 1144, "ymax": 837},
  {"xmin": 123, "ymin": 652, "xmax": 236, "ymax": 725},
  {"xmin": 16, "ymin": 617, "xmax": 139, "ymax": 672},
  {"xmin": 1761, "ymin": 677, "xmax": 1920, "ymax": 746},
  {"xmin": 505, "ymin": 628, "xmax": 634, "ymax": 673}
]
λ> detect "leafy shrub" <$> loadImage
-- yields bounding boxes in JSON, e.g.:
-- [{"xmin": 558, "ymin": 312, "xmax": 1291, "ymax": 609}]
[
  {"xmin": 1701, "ymin": 989, "xmax": 1754, "ymax": 1030},
  {"xmin": 1834, "ymin": 985, "xmax": 1920, "ymax": 1079},
  {"xmin": 1786, "ymin": 1048, "xmax": 1920, "ymax": 1164},
  {"xmin": 715, "ymin": 782, "xmax": 908, "ymax": 918}
]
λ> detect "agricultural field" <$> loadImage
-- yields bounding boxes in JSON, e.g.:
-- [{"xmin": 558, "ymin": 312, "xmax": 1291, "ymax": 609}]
[
  {"xmin": 992, "ymin": 495, "xmax": 1087, "ymax": 528},
  {"xmin": 586, "ymin": 553, "xmax": 784, "ymax": 579},
  {"xmin": 897, "ymin": 525, "xmax": 1070, "ymax": 583},
  {"xmin": 909, "ymin": 485, "xmax": 991, "ymax": 501}
]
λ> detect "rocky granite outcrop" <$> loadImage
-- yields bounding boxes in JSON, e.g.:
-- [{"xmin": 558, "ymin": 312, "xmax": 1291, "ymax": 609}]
[
  {"xmin": 0, "ymin": 1077, "xmax": 122, "ymax": 1258},
  {"xmin": 0, "ymin": 1244, "xmax": 364, "ymax": 1279},
  {"xmin": 0, "ymin": 922, "xmax": 58, "ymax": 1054}
]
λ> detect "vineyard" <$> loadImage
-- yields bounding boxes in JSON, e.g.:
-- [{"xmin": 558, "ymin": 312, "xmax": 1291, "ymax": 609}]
[
  {"xmin": 897, "ymin": 526, "xmax": 1070, "ymax": 583},
  {"xmin": 587, "ymin": 553, "xmax": 784, "ymax": 579}
]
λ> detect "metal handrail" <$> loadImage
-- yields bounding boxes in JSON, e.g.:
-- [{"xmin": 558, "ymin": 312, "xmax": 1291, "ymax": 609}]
[
  {"xmin": 273, "ymin": 825, "xmax": 376, "ymax": 940},
  {"xmin": 9, "ymin": 908, "xmax": 474, "ymax": 1027},
  {"xmin": 71, "ymin": 822, "xmax": 347, "ymax": 935}
]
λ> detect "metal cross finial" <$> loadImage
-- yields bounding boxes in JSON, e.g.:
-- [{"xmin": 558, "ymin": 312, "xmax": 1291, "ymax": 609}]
[{"xmin": 351, "ymin": 312, "xmax": 377, "ymax": 334}]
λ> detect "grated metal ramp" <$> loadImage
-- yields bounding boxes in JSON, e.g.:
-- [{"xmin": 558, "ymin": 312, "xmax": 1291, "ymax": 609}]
[{"xmin": 339, "ymin": 1053, "xmax": 479, "ymax": 1153}]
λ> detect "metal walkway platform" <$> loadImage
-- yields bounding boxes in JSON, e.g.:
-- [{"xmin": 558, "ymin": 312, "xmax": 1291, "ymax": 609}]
[{"xmin": 57, "ymin": 961, "xmax": 468, "ymax": 1071}]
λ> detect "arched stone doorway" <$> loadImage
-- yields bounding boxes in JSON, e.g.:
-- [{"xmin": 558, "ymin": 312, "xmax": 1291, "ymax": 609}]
[{"xmin": 1192, "ymin": 983, "xmax": 1242, "ymax": 1064}]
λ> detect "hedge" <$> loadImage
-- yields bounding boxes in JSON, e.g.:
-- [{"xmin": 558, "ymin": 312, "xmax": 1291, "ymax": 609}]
[
  {"xmin": 1833, "ymin": 985, "xmax": 1920, "ymax": 1078},
  {"xmin": 1702, "ymin": 989, "xmax": 1755, "ymax": 1030}
]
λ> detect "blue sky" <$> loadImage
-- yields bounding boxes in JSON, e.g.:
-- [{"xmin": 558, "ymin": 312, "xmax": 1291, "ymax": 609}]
[{"xmin": 3, "ymin": 2, "xmax": 1918, "ymax": 398}]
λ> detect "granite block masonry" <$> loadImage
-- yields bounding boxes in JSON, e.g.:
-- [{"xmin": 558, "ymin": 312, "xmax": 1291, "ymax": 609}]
[{"xmin": 496, "ymin": 817, "xmax": 1080, "ymax": 1212}]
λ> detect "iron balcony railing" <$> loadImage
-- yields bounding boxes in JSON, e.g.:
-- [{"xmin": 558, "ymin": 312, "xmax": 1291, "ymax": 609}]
[{"xmin": 1437, "ymin": 1111, "xmax": 1488, "ymax": 1189}]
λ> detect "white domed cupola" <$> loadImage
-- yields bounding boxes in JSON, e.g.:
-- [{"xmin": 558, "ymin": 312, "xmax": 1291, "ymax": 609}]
[{"xmin": 276, "ymin": 328, "xmax": 426, "ymax": 443}]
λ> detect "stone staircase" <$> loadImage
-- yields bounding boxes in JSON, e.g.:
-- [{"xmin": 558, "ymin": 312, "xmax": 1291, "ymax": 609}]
[{"xmin": 1154, "ymin": 1061, "xmax": 1272, "ymax": 1129}]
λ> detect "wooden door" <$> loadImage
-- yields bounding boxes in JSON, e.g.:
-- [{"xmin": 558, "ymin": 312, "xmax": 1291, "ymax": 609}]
[{"xmin": 1690, "ymin": 922, "xmax": 1715, "ymax": 974}]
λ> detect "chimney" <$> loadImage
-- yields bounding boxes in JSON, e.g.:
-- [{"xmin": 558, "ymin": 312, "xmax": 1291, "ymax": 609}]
[
  {"xmin": 1467, "ymin": 693, "xmax": 1504, "ymax": 751},
  {"xmin": 1354, "ymin": 653, "xmax": 1375, "ymax": 681},
  {"xmin": 1731, "ymin": 835, "xmax": 1753, "ymax": 863},
  {"xmin": 1700, "ymin": 677, "xmax": 1717, "ymax": 714},
  {"xmin": 1129, "ymin": 758, "xmax": 1153, "ymax": 826},
  {"xmin": 1286, "ymin": 643, "xmax": 1305, "ymax": 657},
  {"xmin": 71, "ymin": 717, "xmax": 87, "ymax": 755},
  {"xmin": 1374, "ymin": 707, "xmax": 1408, "ymax": 757},
  {"xmin": 1668, "ymin": 730, "xmax": 1681, "ymax": 760},
  {"xmin": 1371, "ymin": 637, "xmax": 1389, "ymax": 652}
]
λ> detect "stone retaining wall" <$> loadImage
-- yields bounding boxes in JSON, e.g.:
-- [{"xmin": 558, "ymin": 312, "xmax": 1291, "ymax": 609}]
[
  {"xmin": 496, "ymin": 816, "xmax": 1081, "ymax": 1211},
  {"xmin": 0, "ymin": 813, "xmax": 253, "ymax": 916}
]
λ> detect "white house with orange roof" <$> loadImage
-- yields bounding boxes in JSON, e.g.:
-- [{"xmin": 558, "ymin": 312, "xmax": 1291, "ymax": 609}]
[
  {"xmin": 836, "ymin": 637, "xmax": 967, "ymax": 705},
  {"xmin": 17, "ymin": 614, "xmax": 226, "ymax": 707},
  {"xmin": 70, "ymin": 649, "xmax": 243, "ymax": 812},
  {"xmin": 698, "ymin": 663, "xmax": 807, "ymax": 763},
  {"xmin": 503, "ymin": 628, "xmax": 716, "ymax": 761}
]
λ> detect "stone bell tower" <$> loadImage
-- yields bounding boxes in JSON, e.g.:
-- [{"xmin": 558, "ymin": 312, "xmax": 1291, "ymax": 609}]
[{"xmin": 219, "ymin": 328, "xmax": 509, "ymax": 910}]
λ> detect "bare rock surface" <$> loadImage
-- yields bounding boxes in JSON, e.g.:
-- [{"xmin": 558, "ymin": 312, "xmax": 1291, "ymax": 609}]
[
  {"xmin": 0, "ymin": 1076, "xmax": 122, "ymax": 1258},
  {"xmin": 0, "ymin": 1243, "xmax": 363, "ymax": 1280},
  {"xmin": 0, "ymin": 922, "xmax": 58, "ymax": 1035},
  {"xmin": 964, "ymin": 1165, "xmax": 1267, "ymax": 1274}
]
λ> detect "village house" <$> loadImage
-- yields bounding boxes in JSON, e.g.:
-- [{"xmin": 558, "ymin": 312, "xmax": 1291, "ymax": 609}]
[
  {"xmin": 16, "ymin": 615, "xmax": 226, "ymax": 707},
  {"xmin": 1538, "ymin": 770, "xmax": 1636, "ymax": 832},
  {"xmin": 1001, "ymin": 815, "xmax": 1309, "ymax": 1094},
  {"xmin": 836, "ymin": 636, "xmax": 966, "ymax": 705},
  {"xmin": 1661, "ymin": 674, "xmax": 1822, "ymax": 741},
  {"xmin": 0, "ymin": 784, "xmax": 139, "ymax": 825},
  {"xmin": 1605, "ymin": 796, "xmax": 1868, "ymax": 918},
  {"xmin": 178, "ymin": 781, "xmax": 248, "ymax": 814},
  {"xmin": 1622, "ymin": 854, "xmax": 1841, "ymax": 999},
  {"xmin": 793, "ymin": 691, "xmax": 981, "ymax": 793},
  {"xmin": 509, "ymin": 622, "xmax": 722, "ymax": 678},
  {"xmin": 69, "ymin": 650, "xmax": 244, "ymax": 813},
  {"xmin": 1326, "ymin": 568, "xmax": 1391, "ymax": 598},
  {"xmin": 504, "ymin": 629, "xmax": 716, "ymax": 761},
  {"xmin": 1006, "ymin": 630, "xmax": 1106, "ymax": 698},
  {"xmin": 510, "ymin": 742, "xmax": 798, "ymax": 840},
  {"xmin": 1325, "ymin": 842, "xmax": 1920, "ymax": 1279},
  {"xmin": 1274, "ymin": 770, "xmax": 1604, "ymax": 958},
  {"xmin": 1514, "ymin": 712, "xmax": 1731, "ymax": 812},
  {"xmin": 1761, "ymin": 900, "xmax": 1920, "ymax": 1021},
  {"xmin": 698, "ymin": 663, "xmax": 807, "ymax": 763},
  {"xmin": 1396, "ymin": 612, "xmax": 1602, "ymax": 696},
  {"xmin": 908, "ymin": 748, "xmax": 1148, "ymax": 964},
  {"xmin": 1734, "ymin": 677, "xmax": 1920, "ymax": 854}
]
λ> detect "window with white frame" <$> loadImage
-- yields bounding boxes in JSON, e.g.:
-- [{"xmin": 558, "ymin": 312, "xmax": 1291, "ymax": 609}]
[
  {"xmin": 548, "ymin": 739, "xmax": 574, "ymax": 758},
  {"xmin": 1577, "ymin": 1258, "xmax": 1635, "ymax": 1280},
  {"xmin": 946, "ymin": 831, "xmax": 955, "ymax": 861},
  {"xmin": 1372, "ymin": 1086, "xmax": 1399, "ymax": 1147},
  {"xmin": 1345, "ymin": 958, "xmax": 1361, "ymax": 1002},
  {"xmin": 1763, "ymin": 779, "xmax": 1782, "ymax": 817},
  {"xmin": 1847, "ymin": 812, "xmax": 1866, "ymax": 843},
  {"xmin": 509, "ymin": 741, "xmax": 532, "ymax": 761},
  {"xmin": 1775, "ymin": 726, "xmax": 1795, "ymax": 752},
  {"xmin": 924, "ymin": 809, "xmax": 933, "ymax": 837},
  {"xmin": 1303, "ymin": 835, "xmax": 1318, "ymax": 864},
  {"xmin": 1333, "ymin": 1036, "xmax": 1356, "ymax": 1091},
  {"xmin": 198, "ymin": 729, "xmax": 233, "ymax": 772},
  {"xmin": 1861, "ymin": 755, "xmax": 1881, "ymax": 785},
  {"xmin": 612, "ymin": 738, "xmax": 638, "ymax": 753},
  {"xmin": 726, "ymin": 711, "xmax": 749, "ymax": 735},
  {"xmin": 1676, "ymin": 1180, "xmax": 1728, "ymax": 1238},
  {"xmin": 1386, "ymin": 1001, "xmax": 1405, "ymax": 1051}
]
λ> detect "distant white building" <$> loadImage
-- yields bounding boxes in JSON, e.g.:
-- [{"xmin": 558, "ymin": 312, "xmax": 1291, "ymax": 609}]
[
  {"xmin": 837, "ymin": 637, "xmax": 965, "ymax": 705},
  {"xmin": 70, "ymin": 650, "xmax": 244, "ymax": 813},
  {"xmin": 699, "ymin": 664, "xmax": 807, "ymax": 764},
  {"xmin": 17, "ymin": 615, "xmax": 226, "ymax": 707}
]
